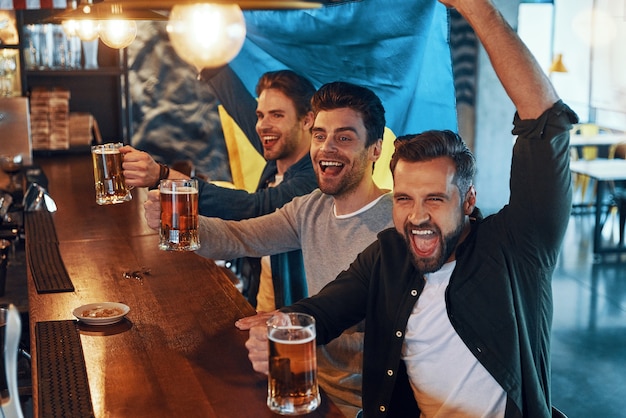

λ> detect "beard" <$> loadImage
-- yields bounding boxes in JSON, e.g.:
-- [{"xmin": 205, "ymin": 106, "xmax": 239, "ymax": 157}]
[
  {"xmin": 404, "ymin": 217, "xmax": 465, "ymax": 274},
  {"xmin": 261, "ymin": 124, "xmax": 301, "ymax": 161},
  {"xmin": 316, "ymin": 148, "xmax": 370, "ymax": 196}
]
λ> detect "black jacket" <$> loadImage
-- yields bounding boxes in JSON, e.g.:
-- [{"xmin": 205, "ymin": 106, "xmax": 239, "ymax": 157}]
[{"xmin": 285, "ymin": 101, "xmax": 578, "ymax": 417}]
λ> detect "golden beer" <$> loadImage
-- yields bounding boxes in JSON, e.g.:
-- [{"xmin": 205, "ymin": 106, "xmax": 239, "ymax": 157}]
[
  {"xmin": 267, "ymin": 313, "xmax": 320, "ymax": 415},
  {"xmin": 91, "ymin": 143, "xmax": 132, "ymax": 205},
  {"xmin": 159, "ymin": 179, "xmax": 200, "ymax": 251}
]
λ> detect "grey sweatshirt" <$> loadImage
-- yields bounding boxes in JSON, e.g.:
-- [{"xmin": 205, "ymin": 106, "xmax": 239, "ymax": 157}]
[{"xmin": 196, "ymin": 189, "xmax": 393, "ymax": 417}]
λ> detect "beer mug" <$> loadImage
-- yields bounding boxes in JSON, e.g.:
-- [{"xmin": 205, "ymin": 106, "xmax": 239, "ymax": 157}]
[
  {"xmin": 159, "ymin": 179, "xmax": 200, "ymax": 251},
  {"xmin": 267, "ymin": 312, "xmax": 320, "ymax": 415},
  {"xmin": 91, "ymin": 143, "xmax": 132, "ymax": 205}
]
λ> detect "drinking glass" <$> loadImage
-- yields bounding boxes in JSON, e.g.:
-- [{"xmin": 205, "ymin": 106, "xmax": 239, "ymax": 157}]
[
  {"xmin": 267, "ymin": 312, "xmax": 320, "ymax": 415},
  {"xmin": 0, "ymin": 154, "xmax": 22, "ymax": 194},
  {"xmin": 159, "ymin": 179, "xmax": 200, "ymax": 251},
  {"xmin": 91, "ymin": 143, "xmax": 132, "ymax": 205}
]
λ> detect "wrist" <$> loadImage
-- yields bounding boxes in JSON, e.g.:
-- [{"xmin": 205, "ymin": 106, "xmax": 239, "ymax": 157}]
[{"xmin": 150, "ymin": 163, "xmax": 170, "ymax": 189}]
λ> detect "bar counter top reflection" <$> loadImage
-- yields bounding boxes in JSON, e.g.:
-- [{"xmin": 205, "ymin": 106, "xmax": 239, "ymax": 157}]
[{"xmin": 27, "ymin": 154, "xmax": 345, "ymax": 418}]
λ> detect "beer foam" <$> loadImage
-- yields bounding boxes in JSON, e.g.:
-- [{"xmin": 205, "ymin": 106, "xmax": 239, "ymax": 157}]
[
  {"xmin": 269, "ymin": 327, "xmax": 315, "ymax": 344},
  {"xmin": 93, "ymin": 149, "xmax": 120, "ymax": 155},
  {"xmin": 160, "ymin": 187, "xmax": 198, "ymax": 194}
]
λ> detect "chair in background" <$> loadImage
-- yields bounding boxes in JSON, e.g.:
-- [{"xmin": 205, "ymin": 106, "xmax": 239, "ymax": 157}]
[
  {"xmin": 1, "ymin": 304, "xmax": 25, "ymax": 418},
  {"xmin": 570, "ymin": 123, "xmax": 601, "ymax": 205},
  {"xmin": 570, "ymin": 123, "xmax": 623, "ymax": 204},
  {"xmin": 612, "ymin": 189, "xmax": 626, "ymax": 247},
  {"xmin": 609, "ymin": 140, "xmax": 626, "ymax": 162},
  {"xmin": 607, "ymin": 142, "xmax": 626, "ymax": 246}
]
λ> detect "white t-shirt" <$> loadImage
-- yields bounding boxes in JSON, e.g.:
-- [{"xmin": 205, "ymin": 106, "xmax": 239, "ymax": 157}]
[{"xmin": 401, "ymin": 261, "xmax": 507, "ymax": 417}]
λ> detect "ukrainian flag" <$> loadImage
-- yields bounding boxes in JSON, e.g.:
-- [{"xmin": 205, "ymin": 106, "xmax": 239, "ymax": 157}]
[{"xmin": 228, "ymin": 0, "xmax": 458, "ymax": 189}]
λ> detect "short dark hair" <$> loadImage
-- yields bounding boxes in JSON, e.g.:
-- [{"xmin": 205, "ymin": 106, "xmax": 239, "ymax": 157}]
[
  {"xmin": 311, "ymin": 81, "xmax": 386, "ymax": 148},
  {"xmin": 255, "ymin": 70, "xmax": 316, "ymax": 119},
  {"xmin": 391, "ymin": 130, "xmax": 476, "ymax": 197}
]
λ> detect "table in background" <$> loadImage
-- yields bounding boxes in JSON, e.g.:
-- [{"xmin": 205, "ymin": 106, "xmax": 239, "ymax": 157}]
[
  {"xmin": 28, "ymin": 154, "xmax": 345, "ymax": 418},
  {"xmin": 569, "ymin": 158, "xmax": 626, "ymax": 259},
  {"xmin": 570, "ymin": 133, "xmax": 626, "ymax": 158}
]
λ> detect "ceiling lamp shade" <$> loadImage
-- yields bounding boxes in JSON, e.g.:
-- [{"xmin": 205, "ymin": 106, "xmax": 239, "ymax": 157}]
[
  {"xmin": 52, "ymin": 1, "xmax": 168, "ymax": 48},
  {"xmin": 51, "ymin": 0, "xmax": 320, "ymax": 56},
  {"xmin": 103, "ymin": 0, "xmax": 322, "ymax": 10},
  {"xmin": 549, "ymin": 53, "xmax": 567, "ymax": 74},
  {"xmin": 166, "ymin": 3, "xmax": 247, "ymax": 72},
  {"xmin": 53, "ymin": 1, "xmax": 169, "ymax": 21},
  {"xmin": 160, "ymin": 1, "xmax": 319, "ymax": 72}
]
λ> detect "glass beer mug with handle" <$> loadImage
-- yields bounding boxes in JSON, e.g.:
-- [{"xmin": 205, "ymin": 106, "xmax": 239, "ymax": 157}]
[
  {"xmin": 267, "ymin": 312, "xmax": 320, "ymax": 415},
  {"xmin": 159, "ymin": 179, "xmax": 200, "ymax": 251},
  {"xmin": 91, "ymin": 143, "xmax": 133, "ymax": 205}
]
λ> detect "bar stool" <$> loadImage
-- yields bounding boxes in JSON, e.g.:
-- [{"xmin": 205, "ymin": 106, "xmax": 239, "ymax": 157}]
[{"xmin": 1, "ymin": 304, "xmax": 24, "ymax": 418}]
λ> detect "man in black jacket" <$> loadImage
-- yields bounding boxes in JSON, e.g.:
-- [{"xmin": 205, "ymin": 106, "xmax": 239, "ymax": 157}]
[{"xmin": 239, "ymin": 0, "xmax": 578, "ymax": 416}]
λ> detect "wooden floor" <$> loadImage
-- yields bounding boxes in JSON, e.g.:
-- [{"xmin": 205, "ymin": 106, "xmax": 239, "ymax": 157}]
[{"xmin": 2, "ymin": 211, "xmax": 624, "ymax": 418}]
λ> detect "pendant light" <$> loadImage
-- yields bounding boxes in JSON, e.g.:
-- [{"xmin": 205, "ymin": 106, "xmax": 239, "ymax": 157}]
[
  {"xmin": 166, "ymin": 3, "xmax": 247, "ymax": 72},
  {"xmin": 52, "ymin": 0, "xmax": 322, "ymax": 61}
]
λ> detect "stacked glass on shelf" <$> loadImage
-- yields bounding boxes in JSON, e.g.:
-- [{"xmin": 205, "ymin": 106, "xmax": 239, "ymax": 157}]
[{"xmin": 22, "ymin": 24, "xmax": 86, "ymax": 70}]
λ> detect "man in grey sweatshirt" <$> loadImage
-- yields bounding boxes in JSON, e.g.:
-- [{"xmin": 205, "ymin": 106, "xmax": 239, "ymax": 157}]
[{"xmin": 144, "ymin": 81, "xmax": 393, "ymax": 417}]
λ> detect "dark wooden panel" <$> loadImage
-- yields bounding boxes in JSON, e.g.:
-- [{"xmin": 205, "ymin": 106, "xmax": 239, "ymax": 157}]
[{"xmin": 25, "ymin": 73, "xmax": 124, "ymax": 142}]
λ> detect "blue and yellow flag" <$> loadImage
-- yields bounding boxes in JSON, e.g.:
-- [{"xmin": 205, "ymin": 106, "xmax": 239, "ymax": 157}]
[
  {"xmin": 225, "ymin": 0, "xmax": 457, "ymax": 189},
  {"xmin": 231, "ymin": 0, "xmax": 457, "ymax": 138}
]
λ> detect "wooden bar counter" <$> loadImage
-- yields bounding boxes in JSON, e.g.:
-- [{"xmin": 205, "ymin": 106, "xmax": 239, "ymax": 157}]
[{"xmin": 27, "ymin": 154, "xmax": 344, "ymax": 418}]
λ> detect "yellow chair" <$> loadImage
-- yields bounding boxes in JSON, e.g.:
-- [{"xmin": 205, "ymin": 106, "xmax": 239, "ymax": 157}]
[
  {"xmin": 570, "ymin": 123, "xmax": 600, "ymax": 204},
  {"xmin": 570, "ymin": 124, "xmax": 626, "ymax": 221},
  {"xmin": 608, "ymin": 141, "xmax": 626, "ymax": 160}
]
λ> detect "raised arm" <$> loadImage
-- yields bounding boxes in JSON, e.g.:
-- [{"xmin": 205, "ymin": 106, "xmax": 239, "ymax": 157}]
[
  {"xmin": 440, "ymin": 0, "xmax": 559, "ymax": 119},
  {"xmin": 200, "ymin": 65, "xmax": 262, "ymax": 154}
]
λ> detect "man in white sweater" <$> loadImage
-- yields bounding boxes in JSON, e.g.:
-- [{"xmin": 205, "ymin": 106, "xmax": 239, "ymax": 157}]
[{"xmin": 144, "ymin": 81, "xmax": 393, "ymax": 417}]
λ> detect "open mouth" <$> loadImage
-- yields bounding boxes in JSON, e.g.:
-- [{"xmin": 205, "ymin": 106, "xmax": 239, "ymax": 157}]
[
  {"xmin": 410, "ymin": 228, "xmax": 439, "ymax": 257},
  {"xmin": 262, "ymin": 135, "xmax": 279, "ymax": 148},
  {"xmin": 319, "ymin": 160, "xmax": 344, "ymax": 175}
]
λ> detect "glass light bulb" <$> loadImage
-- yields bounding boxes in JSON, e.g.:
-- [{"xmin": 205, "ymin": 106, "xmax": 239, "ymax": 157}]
[
  {"xmin": 61, "ymin": 20, "xmax": 79, "ymax": 37},
  {"xmin": 98, "ymin": 20, "xmax": 137, "ymax": 49},
  {"xmin": 76, "ymin": 20, "xmax": 99, "ymax": 42},
  {"xmin": 166, "ymin": 4, "xmax": 246, "ymax": 72}
]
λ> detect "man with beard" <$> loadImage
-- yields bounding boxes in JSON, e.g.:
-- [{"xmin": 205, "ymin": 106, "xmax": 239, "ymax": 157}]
[
  {"xmin": 123, "ymin": 70, "xmax": 318, "ymax": 308},
  {"xmin": 144, "ymin": 81, "xmax": 393, "ymax": 417},
  {"xmin": 239, "ymin": 0, "xmax": 577, "ymax": 416},
  {"xmin": 121, "ymin": 69, "xmax": 316, "ymax": 221}
]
